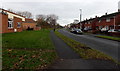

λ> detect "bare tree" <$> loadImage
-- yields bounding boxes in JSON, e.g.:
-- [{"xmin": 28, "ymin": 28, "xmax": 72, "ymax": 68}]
[
  {"xmin": 22, "ymin": 11, "xmax": 32, "ymax": 18},
  {"xmin": 7, "ymin": 8, "xmax": 14, "ymax": 12},
  {"xmin": 36, "ymin": 14, "xmax": 46, "ymax": 21},
  {"xmin": 46, "ymin": 14, "xmax": 58, "ymax": 25},
  {"xmin": 16, "ymin": 11, "xmax": 32, "ymax": 19}
]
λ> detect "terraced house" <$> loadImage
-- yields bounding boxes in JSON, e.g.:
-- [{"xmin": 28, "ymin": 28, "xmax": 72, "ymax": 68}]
[{"xmin": 81, "ymin": 12, "xmax": 120, "ymax": 32}]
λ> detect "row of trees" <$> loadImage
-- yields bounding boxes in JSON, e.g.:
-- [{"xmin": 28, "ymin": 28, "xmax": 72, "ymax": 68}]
[
  {"xmin": 36, "ymin": 14, "xmax": 58, "ymax": 28},
  {"xmin": 7, "ymin": 9, "xmax": 61, "ymax": 29}
]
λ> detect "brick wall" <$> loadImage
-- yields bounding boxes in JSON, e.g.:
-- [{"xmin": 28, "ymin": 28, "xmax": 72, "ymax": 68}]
[
  {"xmin": 0, "ymin": 13, "xmax": 23, "ymax": 33},
  {"xmin": 0, "ymin": 13, "xmax": 8, "ymax": 33},
  {"xmin": 25, "ymin": 18, "xmax": 35, "ymax": 23},
  {"xmin": 0, "ymin": 13, "xmax": 2, "ymax": 33},
  {"xmin": 96, "ymin": 18, "xmax": 114, "ymax": 29},
  {"xmin": 115, "ymin": 14, "xmax": 120, "ymax": 29},
  {"xmin": 14, "ymin": 17, "xmax": 23, "ymax": 32},
  {"xmin": 22, "ymin": 23, "xmax": 36, "ymax": 30}
]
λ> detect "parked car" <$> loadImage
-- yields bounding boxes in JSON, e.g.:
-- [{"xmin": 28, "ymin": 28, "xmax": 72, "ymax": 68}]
[
  {"xmin": 108, "ymin": 29, "xmax": 120, "ymax": 32},
  {"xmin": 72, "ymin": 29, "xmax": 83, "ymax": 34},
  {"xmin": 101, "ymin": 28, "xmax": 108, "ymax": 32},
  {"xmin": 70, "ymin": 28, "xmax": 75, "ymax": 33}
]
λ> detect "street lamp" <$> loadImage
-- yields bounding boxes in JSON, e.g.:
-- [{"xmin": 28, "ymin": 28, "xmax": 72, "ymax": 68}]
[{"xmin": 79, "ymin": 9, "xmax": 82, "ymax": 29}]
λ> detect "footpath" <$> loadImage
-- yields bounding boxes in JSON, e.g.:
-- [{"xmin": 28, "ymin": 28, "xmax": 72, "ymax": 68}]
[{"xmin": 48, "ymin": 31, "xmax": 119, "ymax": 69}]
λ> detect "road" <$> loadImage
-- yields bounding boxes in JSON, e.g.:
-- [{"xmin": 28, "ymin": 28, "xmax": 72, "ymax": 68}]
[
  {"xmin": 58, "ymin": 29, "xmax": 119, "ymax": 62},
  {"xmin": 49, "ymin": 31, "xmax": 118, "ymax": 69}
]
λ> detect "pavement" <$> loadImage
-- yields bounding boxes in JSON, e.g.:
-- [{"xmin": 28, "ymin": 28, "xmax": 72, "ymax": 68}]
[
  {"xmin": 48, "ymin": 30, "xmax": 119, "ymax": 69},
  {"xmin": 58, "ymin": 29, "xmax": 119, "ymax": 62}
]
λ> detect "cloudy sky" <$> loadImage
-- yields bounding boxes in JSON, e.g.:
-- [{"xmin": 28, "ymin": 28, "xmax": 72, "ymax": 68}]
[{"xmin": 0, "ymin": 0, "xmax": 120, "ymax": 26}]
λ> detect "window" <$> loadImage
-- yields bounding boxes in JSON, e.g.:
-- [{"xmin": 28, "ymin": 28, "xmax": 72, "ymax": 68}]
[
  {"xmin": 106, "ymin": 18, "xmax": 110, "ymax": 22},
  {"xmin": 88, "ymin": 22, "xmax": 90, "ymax": 24},
  {"xmin": 8, "ymin": 21, "xmax": 13, "ymax": 28},
  {"xmin": 17, "ymin": 22, "xmax": 21, "ymax": 28},
  {"xmin": 99, "ymin": 26, "xmax": 103, "ymax": 30},
  {"xmin": 105, "ymin": 26, "xmax": 109, "ymax": 30},
  {"xmin": 98, "ymin": 20, "xmax": 101, "ymax": 23}
]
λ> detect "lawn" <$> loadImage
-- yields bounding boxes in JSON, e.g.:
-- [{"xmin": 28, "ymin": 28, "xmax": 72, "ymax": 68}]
[
  {"xmin": 2, "ymin": 29, "xmax": 57, "ymax": 69},
  {"xmin": 55, "ymin": 30, "xmax": 114, "ymax": 62},
  {"xmin": 95, "ymin": 35, "xmax": 120, "ymax": 41}
]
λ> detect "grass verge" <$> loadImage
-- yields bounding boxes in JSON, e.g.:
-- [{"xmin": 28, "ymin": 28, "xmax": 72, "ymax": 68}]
[
  {"xmin": 2, "ymin": 29, "xmax": 57, "ymax": 69},
  {"xmin": 95, "ymin": 35, "xmax": 120, "ymax": 41},
  {"xmin": 55, "ymin": 30, "xmax": 114, "ymax": 61}
]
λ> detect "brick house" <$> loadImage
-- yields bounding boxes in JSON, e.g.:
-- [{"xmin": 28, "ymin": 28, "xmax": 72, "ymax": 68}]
[
  {"xmin": 0, "ymin": 8, "xmax": 41, "ymax": 33},
  {"xmin": 80, "ymin": 16, "xmax": 99, "ymax": 33},
  {"xmin": 22, "ymin": 18, "xmax": 41, "ymax": 30},
  {"xmin": 96, "ymin": 12, "xmax": 120, "ymax": 31},
  {"xmin": 0, "ymin": 9, "xmax": 25, "ymax": 33},
  {"xmin": 79, "ymin": 12, "xmax": 120, "ymax": 33}
]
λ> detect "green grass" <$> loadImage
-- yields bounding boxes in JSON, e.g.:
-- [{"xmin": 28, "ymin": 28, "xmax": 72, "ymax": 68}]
[
  {"xmin": 95, "ymin": 35, "xmax": 120, "ymax": 41},
  {"xmin": 2, "ymin": 29, "xmax": 57, "ymax": 69},
  {"xmin": 55, "ymin": 30, "xmax": 114, "ymax": 61}
]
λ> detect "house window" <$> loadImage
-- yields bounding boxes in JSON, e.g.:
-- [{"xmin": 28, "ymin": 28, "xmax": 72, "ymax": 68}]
[
  {"xmin": 88, "ymin": 22, "xmax": 90, "ymax": 24},
  {"xmin": 17, "ymin": 22, "xmax": 21, "ymax": 28},
  {"xmin": 98, "ymin": 20, "xmax": 101, "ymax": 23},
  {"xmin": 105, "ymin": 26, "xmax": 109, "ymax": 30},
  {"xmin": 99, "ymin": 26, "xmax": 103, "ymax": 30},
  {"xmin": 8, "ymin": 21, "xmax": 13, "ymax": 28},
  {"xmin": 106, "ymin": 18, "xmax": 110, "ymax": 22}
]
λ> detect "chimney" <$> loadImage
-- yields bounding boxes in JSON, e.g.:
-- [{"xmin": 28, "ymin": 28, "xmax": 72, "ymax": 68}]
[
  {"xmin": 105, "ymin": 13, "xmax": 107, "ymax": 15},
  {"xmin": 95, "ymin": 16, "xmax": 98, "ymax": 18}
]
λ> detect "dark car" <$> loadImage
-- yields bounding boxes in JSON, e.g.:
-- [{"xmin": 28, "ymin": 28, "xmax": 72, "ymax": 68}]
[
  {"xmin": 70, "ymin": 28, "xmax": 75, "ymax": 32},
  {"xmin": 72, "ymin": 29, "xmax": 83, "ymax": 34}
]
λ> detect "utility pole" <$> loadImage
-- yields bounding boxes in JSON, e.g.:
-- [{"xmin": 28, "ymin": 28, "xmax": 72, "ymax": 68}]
[{"xmin": 79, "ymin": 9, "xmax": 82, "ymax": 29}]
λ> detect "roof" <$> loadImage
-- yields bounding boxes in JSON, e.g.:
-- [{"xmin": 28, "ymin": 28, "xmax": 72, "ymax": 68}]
[
  {"xmin": 0, "ymin": 8, "xmax": 25, "ymax": 18},
  {"xmin": 79, "ymin": 11, "xmax": 120, "ymax": 23},
  {"xmin": 99, "ymin": 12, "xmax": 120, "ymax": 19},
  {"xmin": 24, "ymin": 18, "xmax": 36, "ymax": 23}
]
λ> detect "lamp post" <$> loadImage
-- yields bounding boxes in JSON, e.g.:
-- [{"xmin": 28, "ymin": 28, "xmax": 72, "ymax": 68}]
[{"xmin": 79, "ymin": 9, "xmax": 82, "ymax": 29}]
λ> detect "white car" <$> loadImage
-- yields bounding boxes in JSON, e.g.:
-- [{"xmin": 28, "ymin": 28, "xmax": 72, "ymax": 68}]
[
  {"xmin": 108, "ymin": 29, "xmax": 120, "ymax": 32},
  {"xmin": 101, "ymin": 28, "xmax": 108, "ymax": 32}
]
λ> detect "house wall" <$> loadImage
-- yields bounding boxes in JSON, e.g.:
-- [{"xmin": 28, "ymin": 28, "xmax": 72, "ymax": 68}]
[
  {"xmin": 84, "ymin": 23, "xmax": 91, "ymax": 29},
  {"xmin": 0, "ymin": 13, "xmax": 1, "ymax": 33},
  {"xmin": 22, "ymin": 23, "xmax": 36, "ymax": 30},
  {"xmin": 13, "ymin": 17, "xmax": 23, "ymax": 32},
  {"xmin": 96, "ymin": 18, "xmax": 114, "ymax": 29},
  {"xmin": 25, "ymin": 18, "xmax": 35, "ymax": 23},
  {"xmin": 5, "ymin": 11, "xmax": 25, "ymax": 21},
  {"xmin": 0, "ymin": 13, "xmax": 8, "ymax": 33},
  {"xmin": 115, "ymin": 14, "xmax": 120, "ymax": 29},
  {"xmin": 0, "ymin": 13, "xmax": 23, "ymax": 33},
  {"xmin": 6, "ymin": 17, "xmax": 23, "ymax": 33}
]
